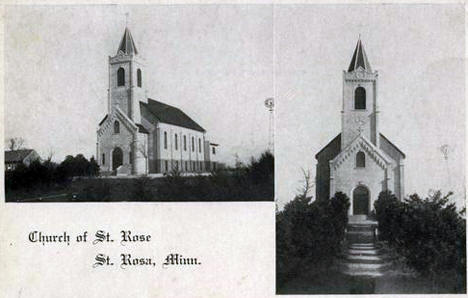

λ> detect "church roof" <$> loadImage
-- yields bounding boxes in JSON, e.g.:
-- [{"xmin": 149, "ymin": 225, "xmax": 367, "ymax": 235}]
[
  {"xmin": 141, "ymin": 98, "xmax": 206, "ymax": 132},
  {"xmin": 117, "ymin": 27, "xmax": 138, "ymax": 55},
  {"xmin": 98, "ymin": 114, "xmax": 108, "ymax": 126},
  {"xmin": 136, "ymin": 124, "xmax": 149, "ymax": 134},
  {"xmin": 347, "ymin": 38, "xmax": 371, "ymax": 72},
  {"xmin": 315, "ymin": 134, "xmax": 341, "ymax": 159},
  {"xmin": 315, "ymin": 133, "xmax": 405, "ymax": 160},
  {"xmin": 380, "ymin": 133, "xmax": 406, "ymax": 158}
]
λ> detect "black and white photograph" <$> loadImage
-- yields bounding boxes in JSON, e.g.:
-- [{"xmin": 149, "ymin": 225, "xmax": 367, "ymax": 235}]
[
  {"xmin": 1, "ymin": 2, "xmax": 467, "ymax": 298},
  {"xmin": 275, "ymin": 4, "xmax": 466, "ymax": 295},
  {"xmin": 4, "ymin": 5, "xmax": 274, "ymax": 202}
]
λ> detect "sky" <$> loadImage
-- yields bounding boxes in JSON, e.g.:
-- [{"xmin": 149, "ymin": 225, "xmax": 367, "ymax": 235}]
[
  {"xmin": 4, "ymin": 5, "xmax": 273, "ymax": 166},
  {"xmin": 4, "ymin": 4, "xmax": 466, "ymax": 209},
  {"xmin": 275, "ymin": 4, "xmax": 465, "ymax": 209}
]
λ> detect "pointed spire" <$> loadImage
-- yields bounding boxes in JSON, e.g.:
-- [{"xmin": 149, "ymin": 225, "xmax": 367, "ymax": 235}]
[
  {"xmin": 347, "ymin": 38, "xmax": 371, "ymax": 72},
  {"xmin": 117, "ymin": 27, "xmax": 138, "ymax": 55}
]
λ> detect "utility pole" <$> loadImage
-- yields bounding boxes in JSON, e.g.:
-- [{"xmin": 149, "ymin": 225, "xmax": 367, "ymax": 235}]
[{"xmin": 264, "ymin": 97, "xmax": 274, "ymax": 153}]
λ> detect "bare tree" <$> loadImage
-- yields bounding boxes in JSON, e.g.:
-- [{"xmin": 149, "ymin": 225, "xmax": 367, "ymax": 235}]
[
  {"xmin": 46, "ymin": 148, "xmax": 54, "ymax": 162},
  {"xmin": 7, "ymin": 137, "xmax": 24, "ymax": 151},
  {"xmin": 137, "ymin": 138, "xmax": 149, "ymax": 175},
  {"xmin": 297, "ymin": 168, "xmax": 314, "ymax": 199}
]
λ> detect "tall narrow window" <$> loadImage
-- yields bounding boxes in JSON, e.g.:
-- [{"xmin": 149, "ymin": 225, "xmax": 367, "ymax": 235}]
[
  {"xmin": 175, "ymin": 134, "xmax": 178, "ymax": 150},
  {"xmin": 354, "ymin": 87, "xmax": 366, "ymax": 109},
  {"xmin": 192, "ymin": 137, "xmax": 195, "ymax": 152},
  {"xmin": 164, "ymin": 132, "xmax": 168, "ymax": 149},
  {"xmin": 212, "ymin": 147, "xmax": 216, "ymax": 155},
  {"xmin": 129, "ymin": 151, "xmax": 132, "ymax": 164},
  {"xmin": 114, "ymin": 121, "xmax": 120, "ymax": 134},
  {"xmin": 102, "ymin": 153, "xmax": 105, "ymax": 165},
  {"xmin": 117, "ymin": 67, "xmax": 125, "ymax": 86},
  {"xmin": 165, "ymin": 160, "xmax": 168, "ymax": 172},
  {"xmin": 137, "ymin": 69, "xmax": 142, "ymax": 87},
  {"xmin": 199, "ymin": 138, "xmax": 201, "ymax": 152},
  {"xmin": 184, "ymin": 135, "xmax": 187, "ymax": 151},
  {"xmin": 356, "ymin": 151, "xmax": 365, "ymax": 168}
]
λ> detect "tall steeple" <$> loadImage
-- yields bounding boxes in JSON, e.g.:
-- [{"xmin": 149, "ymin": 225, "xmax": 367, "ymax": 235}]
[
  {"xmin": 341, "ymin": 38, "xmax": 379, "ymax": 149},
  {"xmin": 109, "ymin": 27, "xmax": 146, "ymax": 122},
  {"xmin": 117, "ymin": 27, "xmax": 138, "ymax": 55},
  {"xmin": 347, "ymin": 38, "xmax": 371, "ymax": 72}
]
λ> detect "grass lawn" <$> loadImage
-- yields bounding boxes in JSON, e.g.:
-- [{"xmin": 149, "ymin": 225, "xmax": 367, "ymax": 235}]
[{"xmin": 6, "ymin": 175, "xmax": 274, "ymax": 202}]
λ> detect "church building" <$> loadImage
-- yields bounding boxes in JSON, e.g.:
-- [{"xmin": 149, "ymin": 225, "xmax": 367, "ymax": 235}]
[
  {"xmin": 97, "ymin": 28, "xmax": 219, "ymax": 175},
  {"xmin": 315, "ymin": 39, "xmax": 405, "ymax": 217}
]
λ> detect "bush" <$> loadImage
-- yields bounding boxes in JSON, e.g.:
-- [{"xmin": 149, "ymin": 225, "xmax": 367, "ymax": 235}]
[
  {"xmin": 374, "ymin": 190, "xmax": 466, "ymax": 292},
  {"xmin": 156, "ymin": 151, "xmax": 274, "ymax": 201},
  {"xmin": 276, "ymin": 191, "xmax": 350, "ymax": 286}
]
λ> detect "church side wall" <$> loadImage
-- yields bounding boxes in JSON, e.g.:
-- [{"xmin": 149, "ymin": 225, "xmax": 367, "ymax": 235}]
[
  {"xmin": 380, "ymin": 135, "xmax": 404, "ymax": 199},
  {"xmin": 315, "ymin": 135, "xmax": 341, "ymax": 201},
  {"xmin": 334, "ymin": 150, "xmax": 387, "ymax": 215},
  {"xmin": 155, "ymin": 122, "xmax": 206, "ymax": 173}
]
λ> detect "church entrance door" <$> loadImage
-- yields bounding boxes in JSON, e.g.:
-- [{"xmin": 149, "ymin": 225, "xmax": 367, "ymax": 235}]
[
  {"xmin": 112, "ymin": 147, "xmax": 123, "ymax": 171},
  {"xmin": 353, "ymin": 186, "xmax": 369, "ymax": 215}
]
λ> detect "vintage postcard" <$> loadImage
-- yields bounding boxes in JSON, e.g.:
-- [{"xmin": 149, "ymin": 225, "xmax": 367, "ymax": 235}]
[
  {"xmin": 0, "ymin": 2, "xmax": 466, "ymax": 298},
  {"xmin": 275, "ymin": 3, "xmax": 466, "ymax": 295}
]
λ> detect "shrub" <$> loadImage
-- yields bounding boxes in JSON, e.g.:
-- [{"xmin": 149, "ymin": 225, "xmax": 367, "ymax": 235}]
[
  {"xmin": 276, "ymin": 191, "xmax": 350, "ymax": 286},
  {"xmin": 374, "ymin": 190, "xmax": 466, "ymax": 292}
]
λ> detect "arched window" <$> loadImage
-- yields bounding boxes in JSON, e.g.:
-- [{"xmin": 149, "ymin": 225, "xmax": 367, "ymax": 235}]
[
  {"xmin": 114, "ymin": 121, "xmax": 120, "ymax": 134},
  {"xmin": 354, "ymin": 87, "xmax": 366, "ymax": 109},
  {"xmin": 192, "ymin": 137, "xmax": 195, "ymax": 152},
  {"xmin": 117, "ymin": 68, "xmax": 125, "ymax": 86},
  {"xmin": 356, "ymin": 151, "xmax": 365, "ymax": 168},
  {"xmin": 137, "ymin": 69, "xmax": 142, "ymax": 87},
  {"xmin": 175, "ymin": 134, "xmax": 178, "ymax": 150}
]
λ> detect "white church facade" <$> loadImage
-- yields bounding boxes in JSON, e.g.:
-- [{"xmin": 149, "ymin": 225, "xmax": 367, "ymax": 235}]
[
  {"xmin": 315, "ymin": 39, "xmax": 405, "ymax": 217},
  {"xmin": 97, "ymin": 28, "xmax": 219, "ymax": 175}
]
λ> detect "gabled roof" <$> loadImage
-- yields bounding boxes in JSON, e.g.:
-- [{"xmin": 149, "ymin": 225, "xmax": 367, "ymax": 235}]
[
  {"xmin": 380, "ymin": 133, "xmax": 406, "ymax": 158},
  {"xmin": 141, "ymin": 98, "xmax": 205, "ymax": 132},
  {"xmin": 315, "ymin": 133, "xmax": 341, "ymax": 159},
  {"xmin": 348, "ymin": 38, "xmax": 372, "ymax": 72},
  {"xmin": 98, "ymin": 114, "xmax": 108, "ymax": 126},
  {"xmin": 331, "ymin": 134, "xmax": 392, "ymax": 170},
  {"xmin": 5, "ymin": 149, "xmax": 35, "ymax": 163},
  {"xmin": 136, "ymin": 124, "xmax": 149, "ymax": 134},
  {"xmin": 117, "ymin": 27, "xmax": 138, "ymax": 55}
]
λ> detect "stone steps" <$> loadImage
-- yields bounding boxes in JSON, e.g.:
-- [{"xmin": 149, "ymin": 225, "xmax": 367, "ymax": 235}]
[
  {"xmin": 339, "ymin": 220, "xmax": 393, "ymax": 278},
  {"xmin": 348, "ymin": 249, "xmax": 380, "ymax": 256}
]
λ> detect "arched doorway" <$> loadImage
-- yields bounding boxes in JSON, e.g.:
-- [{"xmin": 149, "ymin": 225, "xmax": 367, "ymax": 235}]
[
  {"xmin": 112, "ymin": 147, "xmax": 123, "ymax": 171},
  {"xmin": 353, "ymin": 186, "xmax": 369, "ymax": 215}
]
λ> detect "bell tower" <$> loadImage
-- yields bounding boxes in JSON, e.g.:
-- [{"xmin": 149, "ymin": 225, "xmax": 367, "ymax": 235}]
[
  {"xmin": 341, "ymin": 38, "xmax": 379, "ymax": 149},
  {"xmin": 108, "ymin": 27, "xmax": 147, "ymax": 123}
]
